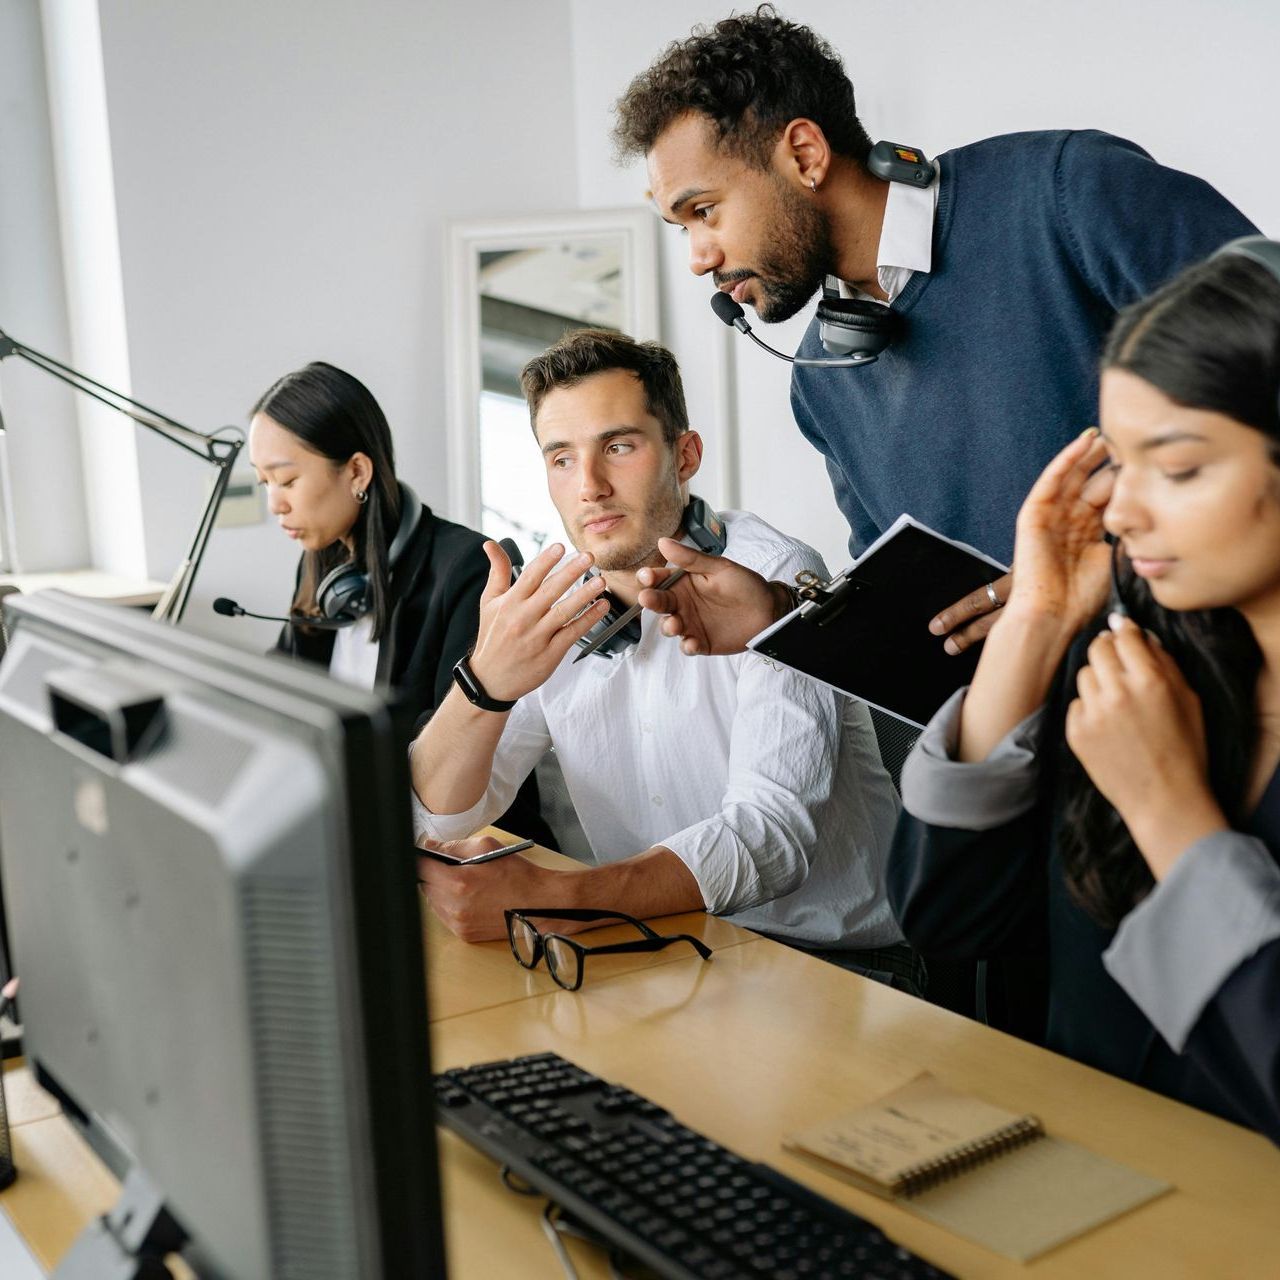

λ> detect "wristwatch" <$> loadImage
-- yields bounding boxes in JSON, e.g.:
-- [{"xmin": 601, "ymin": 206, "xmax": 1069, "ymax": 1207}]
[{"xmin": 451, "ymin": 654, "xmax": 517, "ymax": 712}]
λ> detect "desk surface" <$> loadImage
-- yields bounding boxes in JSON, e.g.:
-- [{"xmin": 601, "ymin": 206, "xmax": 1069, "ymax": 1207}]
[
  {"xmin": 434, "ymin": 939, "xmax": 1280, "ymax": 1279},
  {"xmin": 424, "ymin": 839, "xmax": 760, "ymax": 1022},
  {"xmin": 5, "ymin": 841, "xmax": 1279, "ymax": 1278},
  {"xmin": 0, "ymin": 570, "xmax": 166, "ymax": 608}
]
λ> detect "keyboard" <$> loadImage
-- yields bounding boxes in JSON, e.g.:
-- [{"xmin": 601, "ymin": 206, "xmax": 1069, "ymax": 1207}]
[{"xmin": 434, "ymin": 1051, "xmax": 953, "ymax": 1280}]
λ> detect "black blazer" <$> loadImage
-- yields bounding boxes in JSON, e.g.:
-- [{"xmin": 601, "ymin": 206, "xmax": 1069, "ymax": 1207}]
[
  {"xmin": 887, "ymin": 644, "xmax": 1280, "ymax": 1145},
  {"xmin": 275, "ymin": 504, "xmax": 555, "ymax": 849}
]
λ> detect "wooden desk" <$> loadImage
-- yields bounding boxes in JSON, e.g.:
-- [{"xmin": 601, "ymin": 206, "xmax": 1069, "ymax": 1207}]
[
  {"xmin": 433, "ymin": 940, "xmax": 1280, "ymax": 1279},
  {"xmin": 424, "ymin": 840, "xmax": 760, "ymax": 1022},
  {"xmin": 0, "ymin": 836, "xmax": 762, "ymax": 1276},
  {"xmin": 5, "ymin": 851, "xmax": 1279, "ymax": 1277}
]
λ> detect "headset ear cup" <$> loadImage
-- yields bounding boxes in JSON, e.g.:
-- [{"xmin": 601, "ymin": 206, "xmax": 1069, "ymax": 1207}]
[
  {"xmin": 315, "ymin": 562, "xmax": 370, "ymax": 622},
  {"xmin": 387, "ymin": 481, "xmax": 422, "ymax": 569},
  {"xmin": 318, "ymin": 482, "xmax": 421, "ymax": 625},
  {"xmin": 815, "ymin": 297, "xmax": 900, "ymax": 358},
  {"xmin": 575, "ymin": 583, "xmax": 641, "ymax": 659}
]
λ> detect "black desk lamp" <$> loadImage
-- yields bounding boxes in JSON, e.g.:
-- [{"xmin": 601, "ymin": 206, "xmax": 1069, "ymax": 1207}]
[{"xmin": 0, "ymin": 328, "xmax": 243, "ymax": 625}]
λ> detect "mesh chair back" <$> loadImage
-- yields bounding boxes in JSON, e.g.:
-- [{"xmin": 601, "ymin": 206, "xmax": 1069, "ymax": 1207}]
[{"xmin": 866, "ymin": 704, "xmax": 921, "ymax": 795}]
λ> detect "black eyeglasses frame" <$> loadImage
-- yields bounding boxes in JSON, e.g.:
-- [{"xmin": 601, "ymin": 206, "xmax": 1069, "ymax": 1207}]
[{"xmin": 503, "ymin": 908, "xmax": 712, "ymax": 991}]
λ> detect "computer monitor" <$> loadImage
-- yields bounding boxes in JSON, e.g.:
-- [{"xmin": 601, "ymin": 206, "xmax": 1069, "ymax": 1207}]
[{"xmin": 0, "ymin": 590, "xmax": 445, "ymax": 1279}]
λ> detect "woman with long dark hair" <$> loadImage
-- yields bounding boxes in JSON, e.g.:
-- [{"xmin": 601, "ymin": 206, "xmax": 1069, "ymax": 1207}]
[
  {"xmin": 249, "ymin": 362, "xmax": 554, "ymax": 843},
  {"xmin": 250, "ymin": 361, "xmax": 476, "ymax": 696},
  {"xmin": 889, "ymin": 243, "xmax": 1280, "ymax": 1143}
]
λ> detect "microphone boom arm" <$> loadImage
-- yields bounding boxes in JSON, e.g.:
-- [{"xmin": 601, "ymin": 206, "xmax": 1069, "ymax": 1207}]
[
  {"xmin": 740, "ymin": 326, "xmax": 875, "ymax": 369},
  {"xmin": 709, "ymin": 291, "xmax": 877, "ymax": 368}
]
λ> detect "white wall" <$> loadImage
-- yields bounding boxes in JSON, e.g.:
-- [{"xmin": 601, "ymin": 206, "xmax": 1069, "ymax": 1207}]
[
  {"xmin": 0, "ymin": 0, "xmax": 89, "ymax": 575},
  {"xmin": 41, "ymin": 0, "xmax": 148, "ymax": 578},
  {"xmin": 569, "ymin": 0, "xmax": 1280, "ymax": 569},
  {"xmin": 85, "ymin": 0, "xmax": 580, "ymax": 647},
  {"xmin": 14, "ymin": 1, "xmax": 1280, "ymax": 615}
]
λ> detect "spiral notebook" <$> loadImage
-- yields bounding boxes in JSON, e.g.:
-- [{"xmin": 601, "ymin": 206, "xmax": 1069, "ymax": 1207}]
[{"xmin": 784, "ymin": 1073, "xmax": 1171, "ymax": 1261}]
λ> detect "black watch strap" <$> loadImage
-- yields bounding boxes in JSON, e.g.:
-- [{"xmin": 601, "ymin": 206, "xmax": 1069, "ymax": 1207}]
[{"xmin": 451, "ymin": 654, "xmax": 517, "ymax": 712}]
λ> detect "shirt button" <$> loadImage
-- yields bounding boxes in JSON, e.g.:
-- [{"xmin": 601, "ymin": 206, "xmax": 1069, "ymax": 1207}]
[{"xmin": 651, "ymin": 795, "xmax": 663, "ymax": 808}]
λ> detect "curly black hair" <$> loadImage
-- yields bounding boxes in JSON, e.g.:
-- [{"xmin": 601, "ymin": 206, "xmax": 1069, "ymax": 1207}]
[{"xmin": 612, "ymin": 5, "xmax": 872, "ymax": 168}]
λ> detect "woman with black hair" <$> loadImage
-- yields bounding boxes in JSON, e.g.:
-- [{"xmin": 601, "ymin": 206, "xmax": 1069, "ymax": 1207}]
[
  {"xmin": 249, "ymin": 362, "xmax": 554, "ymax": 844},
  {"xmin": 889, "ymin": 244, "xmax": 1280, "ymax": 1144}
]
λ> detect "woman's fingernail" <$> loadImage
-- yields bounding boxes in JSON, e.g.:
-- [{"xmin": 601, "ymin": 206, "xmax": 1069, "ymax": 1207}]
[
  {"xmin": 1108, "ymin": 610, "xmax": 1127, "ymax": 632},
  {"xmin": 943, "ymin": 637, "xmax": 959, "ymax": 655},
  {"xmin": 928, "ymin": 617, "xmax": 945, "ymax": 635},
  {"xmin": 1080, "ymin": 426, "xmax": 1099, "ymax": 439}
]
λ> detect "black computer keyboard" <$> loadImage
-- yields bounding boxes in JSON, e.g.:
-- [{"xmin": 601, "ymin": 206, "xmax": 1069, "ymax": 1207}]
[{"xmin": 434, "ymin": 1051, "xmax": 953, "ymax": 1280}]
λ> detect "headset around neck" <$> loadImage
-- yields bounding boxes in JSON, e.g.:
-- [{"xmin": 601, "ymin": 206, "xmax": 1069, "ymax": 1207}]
[
  {"xmin": 576, "ymin": 495, "xmax": 726, "ymax": 660},
  {"xmin": 314, "ymin": 481, "xmax": 421, "ymax": 625}
]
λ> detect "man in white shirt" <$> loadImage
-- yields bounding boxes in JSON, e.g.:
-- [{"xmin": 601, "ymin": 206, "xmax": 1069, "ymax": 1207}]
[{"xmin": 412, "ymin": 330, "xmax": 906, "ymax": 976}]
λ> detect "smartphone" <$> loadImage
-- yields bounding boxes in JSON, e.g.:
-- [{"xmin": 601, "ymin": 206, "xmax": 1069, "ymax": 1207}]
[{"xmin": 418, "ymin": 837, "xmax": 535, "ymax": 866}]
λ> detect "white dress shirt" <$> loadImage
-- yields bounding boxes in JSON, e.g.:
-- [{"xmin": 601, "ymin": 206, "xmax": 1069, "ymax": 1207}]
[
  {"xmin": 413, "ymin": 511, "xmax": 902, "ymax": 949},
  {"xmin": 839, "ymin": 162, "xmax": 939, "ymax": 304},
  {"xmin": 328, "ymin": 615, "xmax": 380, "ymax": 689}
]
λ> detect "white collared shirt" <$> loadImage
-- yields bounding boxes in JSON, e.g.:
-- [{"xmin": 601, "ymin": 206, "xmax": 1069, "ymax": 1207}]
[
  {"xmin": 328, "ymin": 614, "xmax": 380, "ymax": 689},
  {"xmin": 412, "ymin": 511, "xmax": 902, "ymax": 949},
  {"xmin": 839, "ymin": 163, "xmax": 939, "ymax": 304}
]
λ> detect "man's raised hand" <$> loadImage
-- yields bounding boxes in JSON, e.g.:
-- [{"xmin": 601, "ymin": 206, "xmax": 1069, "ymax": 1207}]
[{"xmin": 467, "ymin": 541, "xmax": 609, "ymax": 701}]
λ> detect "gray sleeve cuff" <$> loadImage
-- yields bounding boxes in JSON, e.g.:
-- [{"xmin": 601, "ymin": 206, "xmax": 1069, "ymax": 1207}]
[
  {"xmin": 898, "ymin": 688, "xmax": 1047, "ymax": 830},
  {"xmin": 1103, "ymin": 831, "xmax": 1280, "ymax": 1050}
]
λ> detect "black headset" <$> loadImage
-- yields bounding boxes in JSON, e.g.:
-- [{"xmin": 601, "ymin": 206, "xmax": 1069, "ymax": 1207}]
[
  {"xmin": 813, "ymin": 292, "xmax": 903, "ymax": 362},
  {"xmin": 711, "ymin": 140, "xmax": 929, "ymax": 367},
  {"xmin": 813, "ymin": 142, "xmax": 935, "ymax": 360},
  {"xmin": 314, "ymin": 480, "xmax": 422, "ymax": 624},
  {"xmin": 577, "ymin": 496, "xmax": 727, "ymax": 660}
]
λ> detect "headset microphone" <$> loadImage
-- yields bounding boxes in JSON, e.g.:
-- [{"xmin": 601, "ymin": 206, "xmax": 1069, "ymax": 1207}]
[
  {"xmin": 212, "ymin": 597, "xmax": 349, "ymax": 630},
  {"xmin": 1105, "ymin": 537, "xmax": 1129, "ymax": 621},
  {"xmin": 709, "ymin": 290, "xmax": 895, "ymax": 367}
]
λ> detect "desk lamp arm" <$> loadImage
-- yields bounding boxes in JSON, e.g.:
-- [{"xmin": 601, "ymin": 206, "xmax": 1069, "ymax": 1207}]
[{"xmin": 0, "ymin": 329, "xmax": 244, "ymax": 625}]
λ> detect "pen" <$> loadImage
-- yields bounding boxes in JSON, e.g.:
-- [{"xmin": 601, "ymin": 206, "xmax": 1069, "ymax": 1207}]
[
  {"xmin": 461, "ymin": 838, "xmax": 535, "ymax": 864},
  {"xmin": 572, "ymin": 567, "xmax": 687, "ymax": 662}
]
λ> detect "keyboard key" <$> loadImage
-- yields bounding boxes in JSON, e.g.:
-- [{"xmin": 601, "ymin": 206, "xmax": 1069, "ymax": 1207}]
[{"xmin": 434, "ymin": 1052, "xmax": 953, "ymax": 1280}]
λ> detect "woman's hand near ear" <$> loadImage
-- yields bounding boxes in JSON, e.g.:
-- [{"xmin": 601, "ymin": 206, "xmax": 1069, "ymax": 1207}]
[{"xmin": 956, "ymin": 430, "xmax": 1116, "ymax": 762}]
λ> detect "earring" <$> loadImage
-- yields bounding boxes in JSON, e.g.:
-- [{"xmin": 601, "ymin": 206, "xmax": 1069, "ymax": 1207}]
[
  {"xmin": 354, "ymin": 489, "xmax": 368, "ymax": 504},
  {"xmin": 810, "ymin": 178, "xmax": 818, "ymax": 193}
]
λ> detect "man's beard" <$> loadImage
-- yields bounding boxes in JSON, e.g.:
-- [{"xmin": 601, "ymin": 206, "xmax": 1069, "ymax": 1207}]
[
  {"xmin": 577, "ymin": 474, "xmax": 686, "ymax": 573},
  {"xmin": 721, "ymin": 176, "xmax": 835, "ymax": 324}
]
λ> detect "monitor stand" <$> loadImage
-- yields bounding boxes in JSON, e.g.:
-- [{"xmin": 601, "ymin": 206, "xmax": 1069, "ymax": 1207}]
[{"xmin": 52, "ymin": 1167, "xmax": 187, "ymax": 1280}]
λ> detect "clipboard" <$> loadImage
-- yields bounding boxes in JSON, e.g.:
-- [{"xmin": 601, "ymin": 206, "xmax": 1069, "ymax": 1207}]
[{"xmin": 748, "ymin": 515, "xmax": 1007, "ymax": 729}]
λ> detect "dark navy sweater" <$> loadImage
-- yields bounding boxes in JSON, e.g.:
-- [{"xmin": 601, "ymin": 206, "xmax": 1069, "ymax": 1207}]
[{"xmin": 790, "ymin": 130, "xmax": 1258, "ymax": 563}]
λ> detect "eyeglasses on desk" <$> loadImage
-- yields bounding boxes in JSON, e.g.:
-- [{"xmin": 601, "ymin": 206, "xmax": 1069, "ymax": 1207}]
[{"xmin": 504, "ymin": 908, "xmax": 712, "ymax": 991}]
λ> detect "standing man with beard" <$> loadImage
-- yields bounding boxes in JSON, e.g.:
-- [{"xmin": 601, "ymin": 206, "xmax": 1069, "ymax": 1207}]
[
  {"xmin": 411, "ymin": 329, "xmax": 909, "ymax": 985},
  {"xmin": 612, "ymin": 5, "xmax": 1257, "ymax": 659}
]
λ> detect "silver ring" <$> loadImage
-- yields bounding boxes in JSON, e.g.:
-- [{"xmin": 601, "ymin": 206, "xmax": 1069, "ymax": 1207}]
[{"xmin": 985, "ymin": 581, "xmax": 1002, "ymax": 609}]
